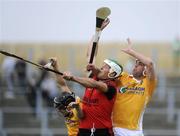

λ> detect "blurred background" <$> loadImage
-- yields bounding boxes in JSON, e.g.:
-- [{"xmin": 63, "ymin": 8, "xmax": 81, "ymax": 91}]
[{"xmin": 0, "ymin": 0, "xmax": 180, "ymax": 136}]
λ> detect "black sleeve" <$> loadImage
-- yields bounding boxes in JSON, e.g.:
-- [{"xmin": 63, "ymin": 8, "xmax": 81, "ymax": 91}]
[{"xmin": 104, "ymin": 86, "xmax": 116, "ymax": 100}]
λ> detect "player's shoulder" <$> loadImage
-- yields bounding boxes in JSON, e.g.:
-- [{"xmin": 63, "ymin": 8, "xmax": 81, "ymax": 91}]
[{"xmin": 118, "ymin": 72, "xmax": 133, "ymax": 80}]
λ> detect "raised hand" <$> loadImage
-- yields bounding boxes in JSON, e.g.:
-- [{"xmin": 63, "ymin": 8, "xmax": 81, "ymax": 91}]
[
  {"xmin": 86, "ymin": 64, "xmax": 96, "ymax": 71},
  {"xmin": 63, "ymin": 71, "xmax": 73, "ymax": 80},
  {"xmin": 121, "ymin": 38, "xmax": 133, "ymax": 54},
  {"xmin": 100, "ymin": 18, "xmax": 110, "ymax": 31},
  {"xmin": 86, "ymin": 64, "xmax": 100, "ymax": 75},
  {"xmin": 49, "ymin": 58, "xmax": 58, "ymax": 68}
]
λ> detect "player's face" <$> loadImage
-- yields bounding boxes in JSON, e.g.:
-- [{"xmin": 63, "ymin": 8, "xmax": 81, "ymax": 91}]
[
  {"xmin": 132, "ymin": 60, "xmax": 145, "ymax": 78},
  {"xmin": 97, "ymin": 63, "xmax": 110, "ymax": 79}
]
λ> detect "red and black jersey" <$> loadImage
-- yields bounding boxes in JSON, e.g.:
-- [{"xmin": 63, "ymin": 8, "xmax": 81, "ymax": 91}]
[{"xmin": 79, "ymin": 79, "xmax": 117, "ymax": 129}]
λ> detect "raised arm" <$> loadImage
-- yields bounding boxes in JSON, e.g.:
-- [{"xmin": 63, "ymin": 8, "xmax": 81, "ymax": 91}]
[
  {"xmin": 46, "ymin": 58, "xmax": 71, "ymax": 93},
  {"xmin": 63, "ymin": 72, "xmax": 108, "ymax": 93},
  {"xmin": 122, "ymin": 38, "xmax": 156, "ymax": 80},
  {"xmin": 86, "ymin": 18, "xmax": 110, "ymax": 63}
]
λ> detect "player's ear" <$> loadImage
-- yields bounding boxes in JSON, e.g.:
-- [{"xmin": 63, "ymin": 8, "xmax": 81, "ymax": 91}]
[{"xmin": 143, "ymin": 66, "xmax": 147, "ymax": 76}]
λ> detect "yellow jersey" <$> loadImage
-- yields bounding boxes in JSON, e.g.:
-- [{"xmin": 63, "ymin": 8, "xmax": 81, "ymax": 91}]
[
  {"xmin": 65, "ymin": 97, "xmax": 81, "ymax": 136},
  {"xmin": 113, "ymin": 72, "xmax": 157, "ymax": 130}
]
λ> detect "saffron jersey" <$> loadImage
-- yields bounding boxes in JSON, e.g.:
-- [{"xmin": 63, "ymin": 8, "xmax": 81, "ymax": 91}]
[
  {"xmin": 65, "ymin": 97, "xmax": 81, "ymax": 136},
  {"xmin": 113, "ymin": 72, "xmax": 156, "ymax": 130}
]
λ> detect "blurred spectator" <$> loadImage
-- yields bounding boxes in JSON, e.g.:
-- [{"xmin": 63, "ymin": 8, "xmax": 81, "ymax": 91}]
[
  {"xmin": 26, "ymin": 59, "xmax": 59, "ymax": 110},
  {"xmin": 13, "ymin": 60, "xmax": 28, "ymax": 92},
  {"xmin": 172, "ymin": 36, "xmax": 180, "ymax": 72},
  {"xmin": 2, "ymin": 58, "xmax": 29, "ymax": 98},
  {"xmin": 1, "ymin": 57, "xmax": 16, "ymax": 99}
]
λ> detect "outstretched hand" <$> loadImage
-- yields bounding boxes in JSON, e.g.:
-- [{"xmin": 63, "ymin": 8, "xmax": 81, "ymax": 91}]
[
  {"xmin": 50, "ymin": 58, "xmax": 58, "ymax": 68},
  {"xmin": 121, "ymin": 38, "xmax": 133, "ymax": 53},
  {"xmin": 63, "ymin": 71, "xmax": 73, "ymax": 80},
  {"xmin": 100, "ymin": 18, "xmax": 110, "ymax": 31},
  {"xmin": 43, "ymin": 57, "xmax": 58, "ymax": 69}
]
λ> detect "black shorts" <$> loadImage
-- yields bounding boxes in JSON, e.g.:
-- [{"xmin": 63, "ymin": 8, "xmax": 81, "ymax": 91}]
[{"xmin": 78, "ymin": 128, "xmax": 114, "ymax": 136}]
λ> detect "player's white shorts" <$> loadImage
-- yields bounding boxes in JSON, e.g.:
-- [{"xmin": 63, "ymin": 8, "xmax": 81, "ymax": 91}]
[{"xmin": 113, "ymin": 127, "xmax": 144, "ymax": 136}]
